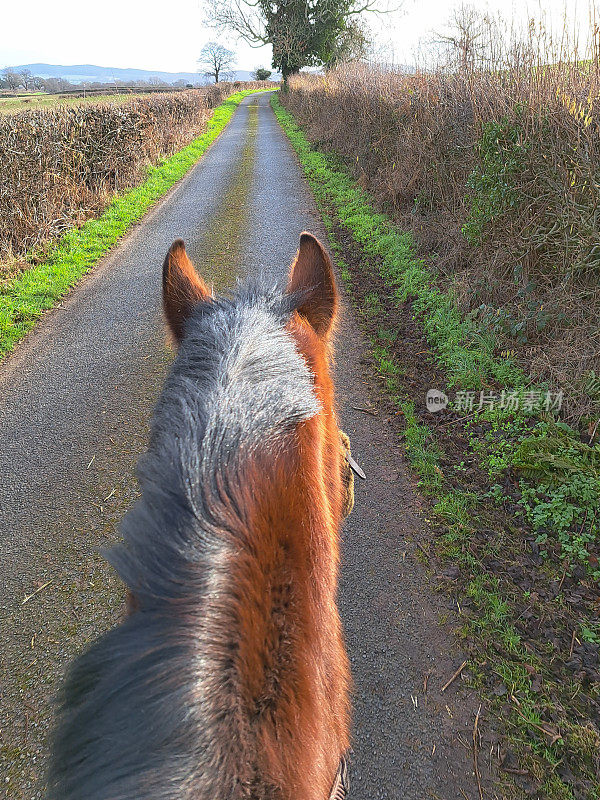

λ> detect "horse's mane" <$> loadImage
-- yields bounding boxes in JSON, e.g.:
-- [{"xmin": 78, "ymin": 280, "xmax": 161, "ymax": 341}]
[{"xmin": 47, "ymin": 280, "xmax": 321, "ymax": 800}]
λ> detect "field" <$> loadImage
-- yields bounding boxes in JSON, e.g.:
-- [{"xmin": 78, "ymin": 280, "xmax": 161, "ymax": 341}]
[
  {"xmin": 275, "ymin": 49, "xmax": 600, "ymax": 799},
  {"xmin": 0, "ymin": 91, "xmax": 158, "ymax": 114}
]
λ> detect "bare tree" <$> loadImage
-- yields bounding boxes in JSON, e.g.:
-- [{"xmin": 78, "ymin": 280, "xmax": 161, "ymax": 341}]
[
  {"xmin": 433, "ymin": 4, "xmax": 498, "ymax": 71},
  {"xmin": 198, "ymin": 42, "xmax": 236, "ymax": 83},
  {"xmin": 1, "ymin": 68, "xmax": 23, "ymax": 91},
  {"xmin": 18, "ymin": 69, "xmax": 36, "ymax": 91},
  {"xmin": 41, "ymin": 77, "xmax": 75, "ymax": 93},
  {"xmin": 327, "ymin": 17, "xmax": 371, "ymax": 66}
]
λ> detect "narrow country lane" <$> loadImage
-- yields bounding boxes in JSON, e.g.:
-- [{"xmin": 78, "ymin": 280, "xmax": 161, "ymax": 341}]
[{"xmin": 0, "ymin": 93, "xmax": 493, "ymax": 799}]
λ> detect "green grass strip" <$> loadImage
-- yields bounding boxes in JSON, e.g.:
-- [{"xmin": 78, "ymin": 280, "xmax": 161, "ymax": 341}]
[{"xmin": 0, "ymin": 89, "xmax": 271, "ymax": 358}]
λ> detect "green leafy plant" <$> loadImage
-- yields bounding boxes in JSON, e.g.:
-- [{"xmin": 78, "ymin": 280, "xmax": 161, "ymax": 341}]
[
  {"xmin": 513, "ymin": 422, "xmax": 600, "ymax": 571},
  {"xmin": 462, "ymin": 116, "xmax": 528, "ymax": 246},
  {"xmin": 514, "ymin": 422, "xmax": 600, "ymax": 486}
]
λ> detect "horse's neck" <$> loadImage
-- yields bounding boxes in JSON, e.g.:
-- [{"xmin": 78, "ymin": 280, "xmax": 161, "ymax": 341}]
[{"xmin": 199, "ymin": 451, "xmax": 346, "ymax": 800}]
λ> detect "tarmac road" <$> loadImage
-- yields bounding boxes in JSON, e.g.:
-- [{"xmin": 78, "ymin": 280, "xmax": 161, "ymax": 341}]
[{"xmin": 0, "ymin": 92, "xmax": 494, "ymax": 799}]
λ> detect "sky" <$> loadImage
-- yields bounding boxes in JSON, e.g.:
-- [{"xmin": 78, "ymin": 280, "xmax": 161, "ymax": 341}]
[{"xmin": 1, "ymin": 0, "xmax": 596, "ymax": 74}]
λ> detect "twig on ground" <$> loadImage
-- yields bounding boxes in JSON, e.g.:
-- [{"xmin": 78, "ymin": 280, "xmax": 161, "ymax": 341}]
[
  {"xmin": 473, "ymin": 704, "xmax": 484, "ymax": 800},
  {"xmin": 21, "ymin": 580, "xmax": 53, "ymax": 605},
  {"xmin": 441, "ymin": 660, "xmax": 468, "ymax": 693},
  {"xmin": 557, "ymin": 559, "xmax": 569, "ymax": 593},
  {"xmin": 513, "ymin": 708, "xmax": 562, "ymax": 745},
  {"xmin": 569, "ymin": 629, "xmax": 577, "ymax": 658},
  {"xmin": 351, "ymin": 405, "xmax": 378, "ymax": 416},
  {"xmin": 423, "ymin": 670, "xmax": 431, "ymax": 694},
  {"xmin": 500, "ymin": 766, "xmax": 529, "ymax": 776},
  {"xmin": 416, "ymin": 542, "xmax": 430, "ymax": 558}
]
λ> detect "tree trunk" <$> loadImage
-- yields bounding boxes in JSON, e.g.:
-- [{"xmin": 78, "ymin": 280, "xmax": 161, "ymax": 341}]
[{"xmin": 281, "ymin": 66, "xmax": 300, "ymax": 92}]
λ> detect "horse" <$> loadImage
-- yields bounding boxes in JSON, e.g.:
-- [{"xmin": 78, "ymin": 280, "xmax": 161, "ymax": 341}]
[{"xmin": 47, "ymin": 232, "xmax": 352, "ymax": 800}]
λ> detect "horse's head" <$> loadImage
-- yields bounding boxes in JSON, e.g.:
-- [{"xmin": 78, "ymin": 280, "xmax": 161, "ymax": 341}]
[
  {"xmin": 160, "ymin": 231, "xmax": 351, "ymax": 797},
  {"xmin": 162, "ymin": 231, "xmax": 351, "ymax": 521},
  {"xmin": 162, "ymin": 230, "xmax": 337, "ymax": 366}
]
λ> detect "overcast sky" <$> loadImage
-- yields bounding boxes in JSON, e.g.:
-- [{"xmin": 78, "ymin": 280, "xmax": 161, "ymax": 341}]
[{"xmin": 1, "ymin": 0, "xmax": 596, "ymax": 73}]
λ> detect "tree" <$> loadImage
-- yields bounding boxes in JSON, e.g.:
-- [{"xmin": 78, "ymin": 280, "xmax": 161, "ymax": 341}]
[
  {"xmin": 41, "ymin": 77, "xmax": 74, "ymax": 93},
  {"xmin": 198, "ymin": 41, "xmax": 236, "ymax": 83},
  {"xmin": 1, "ymin": 68, "xmax": 23, "ymax": 91},
  {"xmin": 18, "ymin": 69, "xmax": 36, "ymax": 91},
  {"xmin": 206, "ymin": 0, "xmax": 385, "ymax": 81},
  {"xmin": 327, "ymin": 16, "xmax": 370, "ymax": 65},
  {"xmin": 253, "ymin": 67, "xmax": 272, "ymax": 80},
  {"xmin": 433, "ymin": 4, "xmax": 498, "ymax": 71}
]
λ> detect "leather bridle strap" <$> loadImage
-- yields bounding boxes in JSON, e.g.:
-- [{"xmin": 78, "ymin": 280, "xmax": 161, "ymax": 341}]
[{"xmin": 328, "ymin": 756, "xmax": 349, "ymax": 800}]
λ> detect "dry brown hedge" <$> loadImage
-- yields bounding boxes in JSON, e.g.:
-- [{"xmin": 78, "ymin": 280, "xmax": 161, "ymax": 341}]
[
  {"xmin": 282, "ymin": 65, "xmax": 600, "ymax": 420},
  {"xmin": 0, "ymin": 83, "xmax": 263, "ymax": 258}
]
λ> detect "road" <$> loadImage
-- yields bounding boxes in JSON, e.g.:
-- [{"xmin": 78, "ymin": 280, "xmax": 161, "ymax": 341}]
[{"xmin": 0, "ymin": 92, "xmax": 493, "ymax": 799}]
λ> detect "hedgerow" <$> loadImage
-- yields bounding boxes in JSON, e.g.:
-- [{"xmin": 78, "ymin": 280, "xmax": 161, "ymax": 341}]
[
  {"xmin": 271, "ymin": 91, "xmax": 600, "ymax": 578},
  {"xmin": 0, "ymin": 83, "xmax": 265, "ymax": 259},
  {"xmin": 0, "ymin": 89, "xmax": 270, "ymax": 357},
  {"xmin": 282, "ymin": 64, "xmax": 600, "ymax": 425}
]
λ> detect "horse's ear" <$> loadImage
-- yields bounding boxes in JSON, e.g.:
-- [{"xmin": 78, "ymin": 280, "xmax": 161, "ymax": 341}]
[
  {"xmin": 163, "ymin": 239, "xmax": 210, "ymax": 342},
  {"xmin": 287, "ymin": 232, "xmax": 338, "ymax": 338}
]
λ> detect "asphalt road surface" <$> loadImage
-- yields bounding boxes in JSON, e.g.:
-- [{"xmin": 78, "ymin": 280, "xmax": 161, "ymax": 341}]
[{"xmin": 0, "ymin": 93, "xmax": 494, "ymax": 799}]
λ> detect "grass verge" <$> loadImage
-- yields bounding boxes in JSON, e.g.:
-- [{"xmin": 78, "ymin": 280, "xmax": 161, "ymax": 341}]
[
  {"xmin": 272, "ymin": 92, "xmax": 600, "ymax": 800},
  {"xmin": 0, "ymin": 89, "xmax": 270, "ymax": 359}
]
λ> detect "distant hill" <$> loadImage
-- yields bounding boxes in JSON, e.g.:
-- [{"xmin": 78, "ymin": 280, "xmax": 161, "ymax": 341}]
[{"xmin": 4, "ymin": 63, "xmax": 273, "ymax": 86}]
